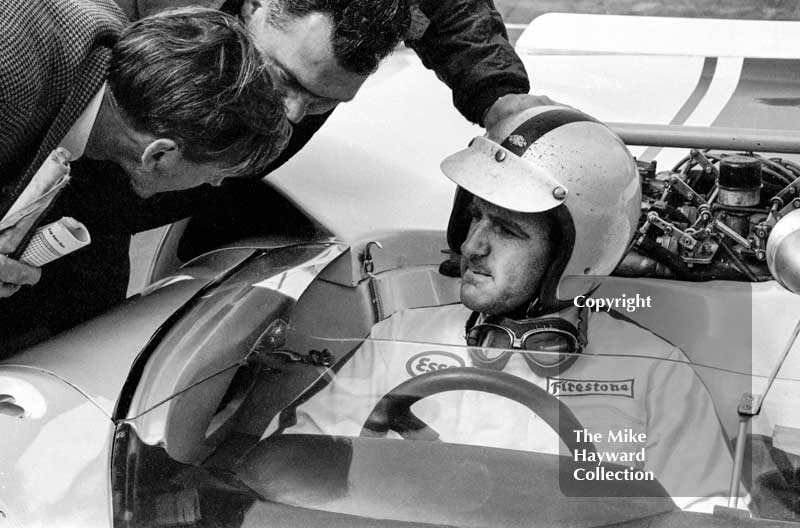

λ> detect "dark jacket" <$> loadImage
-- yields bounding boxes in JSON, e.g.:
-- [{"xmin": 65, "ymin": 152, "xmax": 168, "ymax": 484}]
[
  {"xmin": 408, "ymin": 0, "xmax": 530, "ymax": 125},
  {"xmin": 118, "ymin": 0, "xmax": 530, "ymax": 125}
]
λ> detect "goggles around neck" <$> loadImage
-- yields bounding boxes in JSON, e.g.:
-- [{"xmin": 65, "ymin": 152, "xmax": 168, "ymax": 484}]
[{"xmin": 465, "ymin": 308, "xmax": 587, "ymax": 377}]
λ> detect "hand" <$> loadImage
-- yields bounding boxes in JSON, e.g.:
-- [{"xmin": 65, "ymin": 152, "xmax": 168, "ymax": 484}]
[
  {"xmin": 483, "ymin": 93, "xmax": 569, "ymax": 130},
  {"xmin": 0, "ymin": 254, "xmax": 41, "ymax": 298}
]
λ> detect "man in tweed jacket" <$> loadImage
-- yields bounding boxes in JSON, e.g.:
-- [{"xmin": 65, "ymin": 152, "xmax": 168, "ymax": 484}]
[{"xmin": 0, "ymin": 1, "xmax": 288, "ymax": 354}]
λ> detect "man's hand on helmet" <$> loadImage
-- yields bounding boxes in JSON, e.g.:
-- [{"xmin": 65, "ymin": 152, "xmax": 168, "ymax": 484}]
[{"xmin": 483, "ymin": 94, "xmax": 568, "ymax": 130}]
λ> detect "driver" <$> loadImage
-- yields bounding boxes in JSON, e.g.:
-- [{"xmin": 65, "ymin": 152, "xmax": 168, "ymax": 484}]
[{"xmin": 270, "ymin": 107, "xmax": 742, "ymax": 512}]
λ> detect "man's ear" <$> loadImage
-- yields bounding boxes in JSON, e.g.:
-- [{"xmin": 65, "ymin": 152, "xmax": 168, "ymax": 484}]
[{"xmin": 141, "ymin": 139, "xmax": 180, "ymax": 172}]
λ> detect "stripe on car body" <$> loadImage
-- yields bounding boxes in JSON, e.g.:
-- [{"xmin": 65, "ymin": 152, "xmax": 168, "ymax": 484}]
[{"xmin": 642, "ymin": 56, "xmax": 743, "ymax": 168}]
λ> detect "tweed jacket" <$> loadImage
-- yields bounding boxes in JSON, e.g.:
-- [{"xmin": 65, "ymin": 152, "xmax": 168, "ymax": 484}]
[
  {"xmin": 0, "ymin": 0, "xmax": 127, "ymax": 355},
  {"xmin": 0, "ymin": 0, "xmax": 125, "ymax": 218}
]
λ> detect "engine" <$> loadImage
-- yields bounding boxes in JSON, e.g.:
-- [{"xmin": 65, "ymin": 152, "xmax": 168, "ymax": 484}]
[{"xmin": 616, "ymin": 149, "xmax": 800, "ymax": 282}]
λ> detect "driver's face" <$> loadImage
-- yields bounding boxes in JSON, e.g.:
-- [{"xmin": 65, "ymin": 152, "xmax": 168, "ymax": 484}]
[
  {"xmin": 460, "ymin": 197, "xmax": 553, "ymax": 315},
  {"xmin": 243, "ymin": 3, "xmax": 368, "ymax": 123}
]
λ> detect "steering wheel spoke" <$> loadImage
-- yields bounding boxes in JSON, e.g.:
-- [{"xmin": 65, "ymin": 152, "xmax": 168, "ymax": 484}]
[
  {"xmin": 362, "ymin": 393, "xmax": 441, "ymax": 440},
  {"xmin": 360, "ymin": 366, "xmax": 595, "ymax": 455}
]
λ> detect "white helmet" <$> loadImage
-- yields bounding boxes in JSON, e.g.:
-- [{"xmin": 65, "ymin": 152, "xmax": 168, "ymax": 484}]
[{"xmin": 441, "ymin": 106, "xmax": 641, "ymax": 312}]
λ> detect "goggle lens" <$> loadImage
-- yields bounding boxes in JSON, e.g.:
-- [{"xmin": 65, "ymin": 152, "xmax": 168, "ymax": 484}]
[
  {"xmin": 521, "ymin": 332, "xmax": 574, "ymax": 354},
  {"xmin": 475, "ymin": 328, "xmax": 512, "ymax": 359},
  {"xmin": 466, "ymin": 315, "xmax": 584, "ymax": 375}
]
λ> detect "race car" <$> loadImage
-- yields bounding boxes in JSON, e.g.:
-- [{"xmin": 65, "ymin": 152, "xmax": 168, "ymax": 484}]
[{"xmin": 3, "ymin": 12, "xmax": 800, "ymax": 528}]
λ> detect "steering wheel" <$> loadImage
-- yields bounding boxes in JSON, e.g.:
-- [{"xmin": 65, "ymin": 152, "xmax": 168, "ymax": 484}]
[{"xmin": 360, "ymin": 367, "xmax": 595, "ymax": 455}]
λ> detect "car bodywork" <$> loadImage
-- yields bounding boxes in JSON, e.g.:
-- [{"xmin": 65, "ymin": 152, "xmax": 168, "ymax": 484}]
[{"xmin": 3, "ymin": 13, "xmax": 800, "ymax": 528}]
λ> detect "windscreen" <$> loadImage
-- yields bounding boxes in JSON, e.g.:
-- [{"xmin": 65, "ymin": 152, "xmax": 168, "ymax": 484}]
[{"xmin": 110, "ymin": 315, "xmax": 800, "ymax": 527}]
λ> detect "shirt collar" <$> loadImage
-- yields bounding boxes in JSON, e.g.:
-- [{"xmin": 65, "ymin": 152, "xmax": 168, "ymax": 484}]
[{"xmin": 60, "ymin": 82, "xmax": 106, "ymax": 161}]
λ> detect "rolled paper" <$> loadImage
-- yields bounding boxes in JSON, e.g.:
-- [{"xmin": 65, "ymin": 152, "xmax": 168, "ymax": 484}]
[
  {"xmin": 19, "ymin": 217, "xmax": 91, "ymax": 267},
  {"xmin": 0, "ymin": 148, "xmax": 71, "ymax": 231},
  {"xmin": 0, "ymin": 148, "xmax": 72, "ymax": 256}
]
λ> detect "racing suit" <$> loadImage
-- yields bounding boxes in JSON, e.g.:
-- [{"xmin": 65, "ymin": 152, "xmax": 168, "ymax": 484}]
[{"xmin": 276, "ymin": 304, "xmax": 739, "ymax": 513}]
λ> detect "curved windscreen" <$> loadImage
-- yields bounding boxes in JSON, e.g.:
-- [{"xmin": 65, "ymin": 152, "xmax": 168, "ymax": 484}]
[{"xmin": 111, "ymin": 317, "xmax": 800, "ymax": 526}]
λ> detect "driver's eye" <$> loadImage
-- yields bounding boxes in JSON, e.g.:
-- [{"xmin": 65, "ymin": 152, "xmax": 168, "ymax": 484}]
[
  {"xmin": 502, "ymin": 227, "xmax": 517, "ymax": 238},
  {"xmin": 468, "ymin": 204, "xmax": 481, "ymax": 220}
]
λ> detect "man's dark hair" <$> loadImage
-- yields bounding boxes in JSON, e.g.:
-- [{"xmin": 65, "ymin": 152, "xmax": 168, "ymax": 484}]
[
  {"xmin": 108, "ymin": 7, "xmax": 289, "ymax": 177},
  {"xmin": 266, "ymin": 0, "xmax": 411, "ymax": 75}
]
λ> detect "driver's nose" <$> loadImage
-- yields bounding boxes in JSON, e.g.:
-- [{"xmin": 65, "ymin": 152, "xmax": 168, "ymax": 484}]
[
  {"xmin": 283, "ymin": 94, "xmax": 309, "ymax": 123},
  {"xmin": 461, "ymin": 221, "xmax": 490, "ymax": 258}
]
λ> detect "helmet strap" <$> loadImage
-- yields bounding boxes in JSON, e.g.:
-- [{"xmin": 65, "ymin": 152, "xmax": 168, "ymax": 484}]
[
  {"xmin": 537, "ymin": 205, "xmax": 576, "ymax": 314},
  {"xmin": 446, "ymin": 188, "xmax": 474, "ymax": 256}
]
